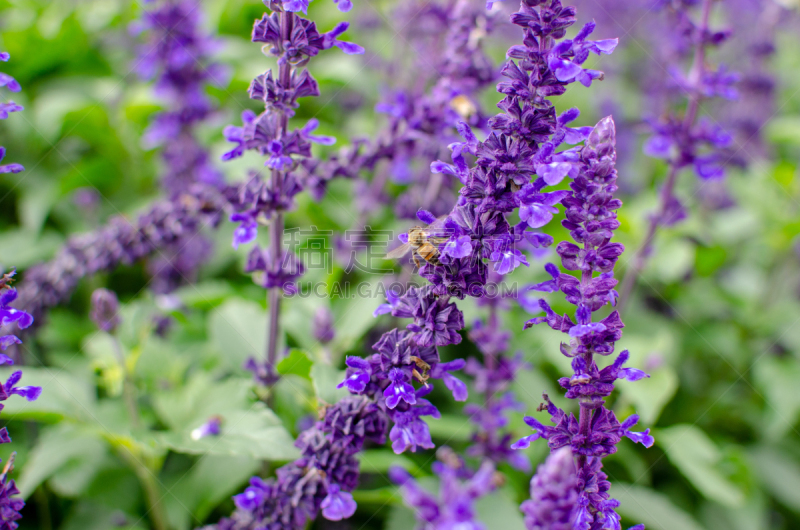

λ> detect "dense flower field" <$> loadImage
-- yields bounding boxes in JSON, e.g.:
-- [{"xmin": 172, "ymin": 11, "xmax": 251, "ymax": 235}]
[{"xmin": 2, "ymin": 0, "xmax": 800, "ymax": 529}]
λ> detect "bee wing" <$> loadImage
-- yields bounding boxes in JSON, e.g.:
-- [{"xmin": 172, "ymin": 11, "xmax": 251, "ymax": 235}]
[
  {"xmin": 385, "ymin": 243, "xmax": 413, "ymax": 259},
  {"xmin": 422, "ymin": 215, "xmax": 451, "ymax": 240},
  {"xmin": 428, "ymin": 214, "xmax": 449, "ymax": 229}
]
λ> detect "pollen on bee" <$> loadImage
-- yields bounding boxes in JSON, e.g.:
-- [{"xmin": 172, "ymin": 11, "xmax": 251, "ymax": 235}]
[{"xmin": 450, "ymin": 95, "xmax": 476, "ymax": 118}]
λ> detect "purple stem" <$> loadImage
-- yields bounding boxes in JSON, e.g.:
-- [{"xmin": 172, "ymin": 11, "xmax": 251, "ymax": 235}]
[
  {"xmin": 265, "ymin": 10, "xmax": 294, "ymax": 383},
  {"xmin": 576, "ymin": 266, "xmax": 594, "ymax": 471},
  {"xmin": 616, "ymin": 0, "xmax": 713, "ymax": 312}
]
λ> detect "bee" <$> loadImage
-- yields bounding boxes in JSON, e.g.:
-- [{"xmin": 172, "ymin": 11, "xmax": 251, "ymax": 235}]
[
  {"xmin": 450, "ymin": 94, "xmax": 477, "ymax": 119},
  {"xmin": 1, "ymin": 451, "xmax": 16, "ymax": 480},
  {"xmin": 410, "ymin": 355, "xmax": 431, "ymax": 384},
  {"xmin": 0, "ymin": 270, "xmax": 16, "ymax": 290},
  {"xmin": 385, "ymin": 217, "xmax": 449, "ymax": 267}
]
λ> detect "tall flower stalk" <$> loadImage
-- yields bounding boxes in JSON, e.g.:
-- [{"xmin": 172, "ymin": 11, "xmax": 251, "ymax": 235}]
[
  {"xmin": 516, "ymin": 116, "xmax": 652, "ymax": 529},
  {"xmin": 221, "ymin": 0, "xmax": 362, "ymax": 385},
  {"xmin": 616, "ymin": 0, "xmax": 738, "ymax": 309},
  {"xmin": 464, "ymin": 271, "xmax": 531, "ymax": 472},
  {"xmin": 135, "ymin": 0, "xmax": 225, "ymax": 197},
  {"xmin": 0, "ymin": 52, "xmax": 23, "ymax": 175},
  {"xmin": 214, "ymin": 0, "xmax": 618, "ymax": 527},
  {"xmin": 17, "ymin": 185, "xmax": 223, "ymax": 328},
  {"xmin": 0, "ymin": 74, "xmax": 45, "ymax": 523},
  {"xmin": 135, "ymin": 0, "xmax": 227, "ymax": 294}
]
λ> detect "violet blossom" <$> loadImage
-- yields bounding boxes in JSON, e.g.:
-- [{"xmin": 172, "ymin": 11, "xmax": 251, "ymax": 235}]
[
  {"xmin": 520, "ymin": 447, "xmax": 580, "ymax": 530},
  {"xmin": 216, "ymin": 0, "xmax": 616, "ymax": 526},
  {"xmin": 0, "ymin": 272, "xmax": 42, "ymax": 529},
  {"xmin": 220, "ymin": 0, "xmax": 363, "ymax": 390},
  {"xmin": 390, "ymin": 447, "xmax": 498, "ymax": 530},
  {"xmin": 0, "ymin": 453, "xmax": 24, "ymax": 529},
  {"xmin": 516, "ymin": 116, "xmax": 651, "ymax": 529},
  {"xmin": 614, "ymin": 0, "xmax": 746, "ymax": 308},
  {"xmin": 135, "ymin": 0, "xmax": 225, "ymax": 294},
  {"xmin": 89, "ymin": 288, "xmax": 121, "ymax": 333},
  {"xmin": 15, "ymin": 184, "xmax": 223, "ymax": 331},
  {"xmin": 0, "ymin": 52, "xmax": 23, "ymax": 175}
]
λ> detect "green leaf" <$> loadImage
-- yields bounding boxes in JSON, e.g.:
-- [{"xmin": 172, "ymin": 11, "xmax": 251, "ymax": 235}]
[
  {"xmin": 612, "ymin": 483, "xmax": 706, "ymax": 530},
  {"xmin": 168, "ymin": 454, "xmax": 260, "ymax": 522},
  {"xmin": 427, "ymin": 414, "xmax": 473, "ymax": 443},
  {"xmin": 310, "ymin": 362, "xmax": 349, "ymax": 405},
  {"xmin": 649, "ymin": 238, "xmax": 695, "ymax": 284},
  {"xmin": 695, "ymin": 245, "xmax": 727, "ymax": 277},
  {"xmin": 748, "ymin": 445, "xmax": 800, "ymax": 512},
  {"xmin": 656, "ymin": 424, "xmax": 744, "ymax": 507},
  {"xmin": 277, "ymin": 349, "xmax": 313, "ymax": 380},
  {"xmin": 331, "ymin": 284, "xmax": 385, "ymax": 351},
  {"xmin": 384, "ymin": 504, "xmax": 417, "ymax": 530},
  {"xmin": 155, "ymin": 408, "xmax": 299, "ymax": 461},
  {"xmin": 357, "ymin": 449, "xmax": 419, "ymax": 475},
  {"xmin": 152, "ymin": 374, "xmax": 256, "ymax": 431},
  {"xmin": 19, "ymin": 180, "xmax": 58, "ymax": 235},
  {"xmin": 0, "ymin": 366, "xmax": 96, "ymax": 422},
  {"xmin": 173, "ymin": 281, "xmax": 235, "ymax": 310},
  {"xmin": 17, "ymin": 423, "xmax": 107, "ymax": 499},
  {"xmin": 351, "ymin": 487, "xmax": 400, "ymax": 505},
  {"xmin": 766, "ymin": 115, "xmax": 800, "ymax": 145},
  {"xmin": 0, "ymin": 230, "xmax": 64, "ymax": 269},
  {"xmin": 475, "ymin": 487, "xmax": 526, "ymax": 530},
  {"xmin": 752, "ymin": 356, "xmax": 800, "ymax": 440},
  {"xmin": 59, "ymin": 500, "xmax": 146, "ymax": 530},
  {"xmin": 208, "ymin": 298, "xmax": 266, "ymax": 371},
  {"xmin": 616, "ymin": 366, "xmax": 678, "ymax": 426}
]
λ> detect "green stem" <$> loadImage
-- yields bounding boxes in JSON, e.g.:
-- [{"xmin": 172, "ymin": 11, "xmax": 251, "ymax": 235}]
[{"xmin": 111, "ymin": 336, "xmax": 141, "ymax": 430}]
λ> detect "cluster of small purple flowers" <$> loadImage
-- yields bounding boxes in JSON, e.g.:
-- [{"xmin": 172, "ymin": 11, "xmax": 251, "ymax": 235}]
[
  {"xmin": 213, "ymin": 396, "xmax": 387, "ymax": 529},
  {"xmin": 16, "ymin": 184, "xmax": 223, "ymax": 329},
  {"xmin": 222, "ymin": 0, "xmax": 361, "ymax": 252},
  {"xmin": 0, "ymin": 52, "xmax": 23, "ymax": 175},
  {"xmin": 0, "ymin": 74, "xmax": 48, "ymax": 530},
  {"xmin": 134, "ymin": 0, "xmax": 226, "ymax": 197},
  {"xmin": 389, "ymin": 447, "xmax": 498, "ymax": 530},
  {"xmin": 219, "ymin": 0, "xmax": 363, "ymax": 385},
  {"xmin": 465, "ymin": 287, "xmax": 531, "ymax": 472},
  {"xmin": 134, "ymin": 0, "xmax": 229, "ymax": 294},
  {"xmin": 617, "ymin": 0, "xmax": 744, "ymax": 306},
  {"xmin": 367, "ymin": 0, "xmax": 497, "ymax": 221},
  {"xmin": 516, "ymin": 117, "xmax": 652, "ymax": 529},
  {"xmin": 643, "ymin": 0, "xmax": 738, "ymax": 186},
  {"xmin": 1, "ymin": 269, "xmax": 42, "ymax": 528},
  {"xmin": 349, "ymin": 0, "xmax": 620, "ymax": 523}
]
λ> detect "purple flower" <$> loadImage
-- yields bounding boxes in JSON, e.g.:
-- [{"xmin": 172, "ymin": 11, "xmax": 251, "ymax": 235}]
[
  {"xmin": 312, "ymin": 306, "xmax": 335, "ymax": 344},
  {"xmin": 391, "ymin": 451, "xmax": 496, "ymax": 530},
  {"xmin": 0, "ymin": 290, "xmax": 32, "ymax": 338},
  {"xmin": 220, "ymin": 397, "xmax": 387, "ymax": 529},
  {"xmin": 245, "ymin": 245, "xmax": 305, "ymax": 293},
  {"xmin": 0, "ymin": 54, "xmax": 23, "ymax": 175},
  {"xmin": 191, "ymin": 416, "xmax": 222, "ymax": 440},
  {"xmin": 520, "ymin": 447, "xmax": 579, "ymax": 530},
  {"xmin": 518, "ymin": 186, "xmax": 572, "ymax": 229},
  {"xmin": 0, "ymin": 453, "xmax": 25, "ymax": 528},
  {"xmin": 89, "ymin": 288, "xmax": 121, "ymax": 333},
  {"xmin": 320, "ymin": 484, "xmax": 357, "ymax": 521},
  {"xmin": 337, "ymin": 357, "xmax": 372, "ymax": 394},
  {"xmin": 384, "ymin": 368, "xmax": 417, "ymax": 409},
  {"xmin": 516, "ymin": 117, "xmax": 650, "ymax": 528},
  {"xmin": 373, "ymin": 287, "xmax": 402, "ymax": 317},
  {"xmin": 230, "ymin": 213, "xmax": 259, "ymax": 249},
  {"xmin": 134, "ymin": 0, "xmax": 225, "ymax": 197},
  {"xmin": 390, "ymin": 407, "xmax": 437, "ymax": 454}
]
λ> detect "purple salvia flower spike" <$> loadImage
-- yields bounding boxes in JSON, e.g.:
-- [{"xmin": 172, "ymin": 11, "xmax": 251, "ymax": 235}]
[{"xmin": 516, "ymin": 116, "xmax": 649, "ymax": 529}]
